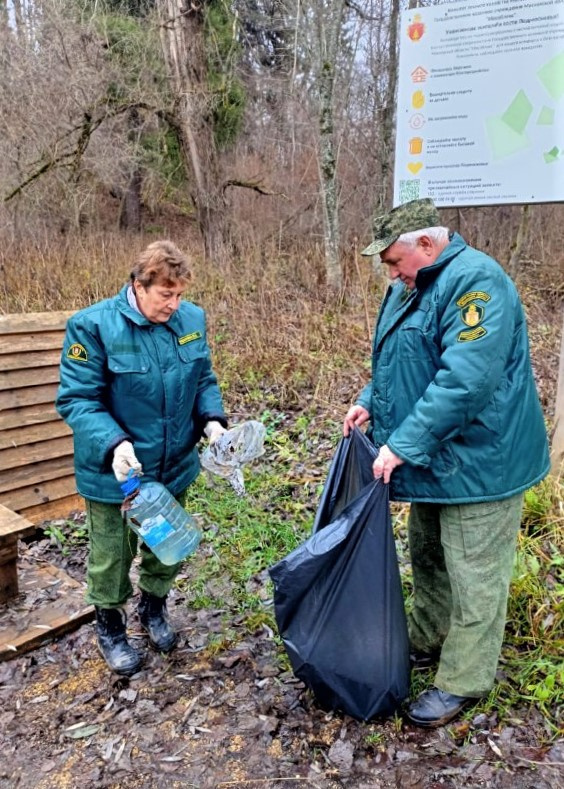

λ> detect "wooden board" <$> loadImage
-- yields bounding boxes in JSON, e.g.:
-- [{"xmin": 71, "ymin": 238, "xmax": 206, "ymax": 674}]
[
  {"xmin": 0, "ymin": 456, "xmax": 76, "ymax": 495},
  {"xmin": 0, "ymin": 420, "xmax": 71, "ymax": 452},
  {"xmin": 20, "ymin": 494, "xmax": 85, "ymax": 526},
  {"xmin": 0, "ymin": 331, "xmax": 68, "ymax": 355},
  {"xmin": 0, "ymin": 435, "xmax": 74, "ymax": 472},
  {"xmin": 0, "ymin": 349, "xmax": 62, "ymax": 371},
  {"xmin": 0, "ymin": 312, "xmax": 72, "ymax": 334},
  {"xmin": 0, "ymin": 504, "xmax": 36, "ymax": 540},
  {"xmin": 0, "ymin": 403, "xmax": 61, "ymax": 431},
  {"xmin": 0, "ymin": 475, "xmax": 78, "ymax": 512},
  {"xmin": 0, "ymin": 366, "xmax": 61, "ymax": 392},
  {"xmin": 0, "ymin": 382, "xmax": 60, "ymax": 411},
  {"xmin": 0, "ymin": 559, "xmax": 94, "ymax": 662}
]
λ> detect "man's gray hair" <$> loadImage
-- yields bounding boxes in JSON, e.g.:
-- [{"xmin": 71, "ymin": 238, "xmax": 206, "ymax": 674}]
[{"xmin": 397, "ymin": 226, "xmax": 449, "ymax": 247}]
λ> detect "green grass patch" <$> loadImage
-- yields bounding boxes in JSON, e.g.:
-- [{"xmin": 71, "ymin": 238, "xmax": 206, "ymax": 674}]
[{"xmin": 179, "ymin": 417, "xmax": 563, "ymax": 733}]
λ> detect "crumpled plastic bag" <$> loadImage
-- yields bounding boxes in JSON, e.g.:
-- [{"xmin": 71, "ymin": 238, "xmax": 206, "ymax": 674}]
[{"xmin": 200, "ymin": 420, "xmax": 266, "ymax": 495}]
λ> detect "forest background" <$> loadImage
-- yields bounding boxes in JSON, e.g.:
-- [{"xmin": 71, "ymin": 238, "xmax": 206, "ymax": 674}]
[{"xmin": 0, "ymin": 0, "xmax": 563, "ymax": 760}]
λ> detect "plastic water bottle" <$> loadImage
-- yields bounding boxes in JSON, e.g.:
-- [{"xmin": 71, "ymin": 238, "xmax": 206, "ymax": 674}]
[{"xmin": 120, "ymin": 474, "xmax": 201, "ymax": 566}]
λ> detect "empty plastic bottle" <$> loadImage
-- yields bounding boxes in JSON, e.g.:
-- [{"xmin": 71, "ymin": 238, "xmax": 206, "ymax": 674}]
[{"xmin": 120, "ymin": 473, "xmax": 201, "ymax": 566}]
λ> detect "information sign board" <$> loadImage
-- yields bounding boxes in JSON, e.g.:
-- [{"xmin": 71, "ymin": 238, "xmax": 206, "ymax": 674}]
[{"xmin": 394, "ymin": 0, "xmax": 564, "ymax": 206}]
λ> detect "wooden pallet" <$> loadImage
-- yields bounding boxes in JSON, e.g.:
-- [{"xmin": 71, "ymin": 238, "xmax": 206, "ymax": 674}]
[
  {"xmin": 0, "ymin": 557, "xmax": 94, "ymax": 662},
  {"xmin": 0, "ymin": 311, "xmax": 83, "ymax": 525},
  {"xmin": 0, "ymin": 312, "xmax": 94, "ymax": 658}
]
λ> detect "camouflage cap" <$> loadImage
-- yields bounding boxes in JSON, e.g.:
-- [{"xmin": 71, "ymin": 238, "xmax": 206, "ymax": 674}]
[{"xmin": 361, "ymin": 198, "xmax": 441, "ymax": 256}]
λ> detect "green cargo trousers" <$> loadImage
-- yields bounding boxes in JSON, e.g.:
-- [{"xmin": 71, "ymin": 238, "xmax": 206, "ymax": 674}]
[
  {"xmin": 407, "ymin": 494, "xmax": 523, "ymax": 698},
  {"xmin": 85, "ymin": 498, "xmax": 184, "ymax": 608}
]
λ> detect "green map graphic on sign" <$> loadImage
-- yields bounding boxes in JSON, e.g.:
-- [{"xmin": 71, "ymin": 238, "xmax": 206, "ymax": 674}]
[
  {"xmin": 537, "ymin": 106, "xmax": 555, "ymax": 126},
  {"xmin": 538, "ymin": 51, "xmax": 564, "ymax": 101},
  {"xmin": 501, "ymin": 90, "xmax": 533, "ymax": 135}
]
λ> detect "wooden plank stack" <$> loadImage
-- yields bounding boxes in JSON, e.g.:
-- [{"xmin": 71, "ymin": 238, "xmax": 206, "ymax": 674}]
[
  {"xmin": 0, "ymin": 312, "xmax": 83, "ymax": 524},
  {"xmin": 0, "ymin": 311, "xmax": 94, "ymax": 657}
]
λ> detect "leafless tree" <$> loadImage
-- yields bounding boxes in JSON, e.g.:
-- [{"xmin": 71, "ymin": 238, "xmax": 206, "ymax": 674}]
[{"xmin": 156, "ymin": 0, "xmax": 231, "ymax": 263}]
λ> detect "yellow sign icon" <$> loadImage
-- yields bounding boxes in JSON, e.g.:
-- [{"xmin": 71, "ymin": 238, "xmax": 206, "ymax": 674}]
[
  {"xmin": 409, "ymin": 137, "xmax": 423, "ymax": 155},
  {"xmin": 412, "ymin": 90, "xmax": 425, "ymax": 109},
  {"xmin": 407, "ymin": 162, "xmax": 423, "ymax": 175}
]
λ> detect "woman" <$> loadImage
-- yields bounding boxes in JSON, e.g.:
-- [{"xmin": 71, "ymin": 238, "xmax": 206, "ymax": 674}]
[{"xmin": 56, "ymin": 240, "xmax": 227, "ymax": 675}]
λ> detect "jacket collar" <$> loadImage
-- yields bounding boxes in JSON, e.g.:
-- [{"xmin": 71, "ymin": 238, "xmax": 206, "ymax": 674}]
[
  {"xmin": 415, "ymin": 232, "xmax": 466, "ymax": 289},
  {"xmin": 115, "ymin": 284, "xmax": 185, "ymax": 335}
]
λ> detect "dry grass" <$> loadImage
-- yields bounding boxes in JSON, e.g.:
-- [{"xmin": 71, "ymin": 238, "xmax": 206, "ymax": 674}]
[
  {"xmin": 1, "ymin": 230, "xmax": 561, "ymax": 422},
  {"xmin": 0, "ymin": 232, "xmax": 386, "ymax": 419}
]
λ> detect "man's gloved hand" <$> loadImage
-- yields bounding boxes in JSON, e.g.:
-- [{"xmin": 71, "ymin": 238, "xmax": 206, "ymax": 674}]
[
  {"xmin": 112, "ymin": 441, "xmax": 143, "ymax": 483},
  {"xmin": 372, "ymin": 444, "xmax": 404, "ymax": 484},
  {"xmin": 204, "ymin": 420, "xmax": 227, "ymax": 446}
]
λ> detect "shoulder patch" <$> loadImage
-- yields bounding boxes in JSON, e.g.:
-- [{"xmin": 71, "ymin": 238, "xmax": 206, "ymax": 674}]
[
  {"xmin": 456, "ymin": 291, "xmax": 491, "ymax": 307},
  {"xmin": 67, "ymin": 343, "xmax": 88, "ymax": 362},
  {"xmin": 178, "ymin": 331, "xmax": 202, "ymax": 345},
  {"xmin": 460, "ymin": 302, "xmax": 485, "ymax": 327},
  {"xmin": 458, "ymin": 326, "xmax": 487, "ymax": 343}
]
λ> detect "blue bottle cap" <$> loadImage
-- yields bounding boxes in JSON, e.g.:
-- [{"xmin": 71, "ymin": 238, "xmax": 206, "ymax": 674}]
[{"xmin": 120, "ymin": 469, "xmax": 141, "ymax": 497}]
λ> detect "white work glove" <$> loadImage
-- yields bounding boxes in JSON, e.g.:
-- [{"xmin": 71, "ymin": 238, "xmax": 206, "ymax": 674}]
[
  {"xmin": 204, "ymin": 420, "xmax": 227, "ymax": 445},
  {"xmin": 112, "ymin": 441, "xmax": 143, "ymax": 483}
]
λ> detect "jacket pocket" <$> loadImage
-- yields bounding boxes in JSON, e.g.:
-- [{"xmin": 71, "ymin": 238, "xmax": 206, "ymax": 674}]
[
  {"xmin": 396, "ymin": 307, "xmax": 435, "ymax": 361},
  {"xmin": 178, "ymin": 341, "xmax": 208, "ymax": 364},
  {"xmin": 432, "ymin": 442, "xmax": 461, "ymax": 478},
  {"xmin": 108, "ymin": 353, "xmax": 150, "ymax": 395}
]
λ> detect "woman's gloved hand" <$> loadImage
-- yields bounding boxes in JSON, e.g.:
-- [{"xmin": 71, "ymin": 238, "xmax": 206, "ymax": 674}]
[
  {"xmin": 112, "ymin": 440, "xmax": 143, "ymax": 482},
  {"xmin": 204, "ymin": 420, "xmax": 227, "ymax": 445}
]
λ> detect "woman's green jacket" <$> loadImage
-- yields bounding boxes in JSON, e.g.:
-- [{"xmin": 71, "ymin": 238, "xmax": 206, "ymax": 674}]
[{"xmin": 56, "ymin": 285, "xmax": 227, "ymax": 503}]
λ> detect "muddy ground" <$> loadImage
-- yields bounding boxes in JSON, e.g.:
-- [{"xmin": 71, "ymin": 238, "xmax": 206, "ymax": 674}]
[{"xmin": 0, "ymin": 525, "xmax": 562, "ymax": 789}]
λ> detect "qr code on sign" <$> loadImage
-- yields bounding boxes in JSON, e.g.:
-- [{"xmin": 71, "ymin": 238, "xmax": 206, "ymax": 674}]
[{"xmin": 399, "ymin": 180, "xmax": 420, "ymax": 202}]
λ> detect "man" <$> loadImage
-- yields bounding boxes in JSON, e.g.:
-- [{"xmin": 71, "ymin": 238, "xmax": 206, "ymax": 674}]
[{"xmin": 344, "ymin": 198, "xmax": 549, "ymax": 727}]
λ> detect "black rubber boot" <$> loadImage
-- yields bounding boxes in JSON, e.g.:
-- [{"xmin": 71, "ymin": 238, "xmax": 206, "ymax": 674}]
[
  {"xmin": 95, "ymin": 606, "xmax": 143, "ymax": 676},
  {"xmin": 138, "ymin": 591, "xmax": 178, "ymax": 653}
]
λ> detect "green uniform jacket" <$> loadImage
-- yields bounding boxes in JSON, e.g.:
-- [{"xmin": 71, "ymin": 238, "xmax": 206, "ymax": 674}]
[
  {"xmin": 357, "ymin": 233, "xmax": 550, "ymax": 503},
  {"xmin": 56, "ymin": 285, "xmax": 227, "ymax": 503}
]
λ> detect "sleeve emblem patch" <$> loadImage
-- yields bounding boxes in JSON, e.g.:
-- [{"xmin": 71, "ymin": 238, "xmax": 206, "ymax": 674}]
[
  {"xmin": 458, "ymin": 326, "xmax": 487, "ymax": 342},
  {"xmin": 67, "ymin": 343, "xmax": 88, "ymax": 362},
  {"xmin": 178, "ymin": 331, "xmax": 202, "ymax": 345},
  {"xmin": 460, "ymin": 302, "xmax": 485, "ymax": 327},
  {"xmin": 456, "ymin": 291, "xmax": 491, "ymax": 307}
]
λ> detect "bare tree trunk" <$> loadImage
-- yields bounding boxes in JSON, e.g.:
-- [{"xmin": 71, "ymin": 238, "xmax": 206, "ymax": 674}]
[
  {"xmin": 157, "ymin": 0, "xmax": 230, "ymax": 263},
  {"xmin": 314, "ymin": 0, "xmax": 346, "ymax": 292},
  {"xmin": 318, "ymin": 56, "xmax": 341, "ymax": 291},
  {"xmin": 508, "ymin": 204, "xmax": 530, "ymax": 280},
  {"xmin": 119, "ymin": 107, "xmax": 142, "ymax": 232},
  {"xmin": 377, "ymin": 0, "xmax": 400, "ymax": 213}
]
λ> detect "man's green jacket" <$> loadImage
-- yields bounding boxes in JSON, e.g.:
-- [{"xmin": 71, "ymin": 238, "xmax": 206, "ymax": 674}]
[
  {"xmin": 357, "ymin": 233, "xmax": 550, "ymax": 503},
  {"xmin": 56, "ymin": 285, "xmax": 227, "ymax": 503}
]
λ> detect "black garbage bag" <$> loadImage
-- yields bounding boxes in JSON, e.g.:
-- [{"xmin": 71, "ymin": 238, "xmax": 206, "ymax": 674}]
[{"xmin": 269, "ymin": 428, "xmax": 410, "ymax": 721}]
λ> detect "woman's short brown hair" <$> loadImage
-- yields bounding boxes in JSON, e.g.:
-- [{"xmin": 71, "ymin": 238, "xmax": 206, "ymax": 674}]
[{"xmin": 131, "ymin": 240, "xmax": 192, "ymax": 288}]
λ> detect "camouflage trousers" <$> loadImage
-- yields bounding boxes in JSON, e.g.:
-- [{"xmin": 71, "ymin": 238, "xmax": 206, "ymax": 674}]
[
  {"xmin": 407, "ymin": 494, "xmax": 523, "ymax": 698},
  {"xmin": 85, "ymin": 497, "xmax": 184, "ymax": 609}
]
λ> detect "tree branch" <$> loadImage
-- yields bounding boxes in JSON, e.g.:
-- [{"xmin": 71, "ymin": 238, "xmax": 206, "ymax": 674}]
[
  {"xmin": 223, "ymin": 178, "xmax": 287, "ymax": 199},
  {"xmin": 344, "ymin": 0, "xmax": 383, "ymax": 22}
]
